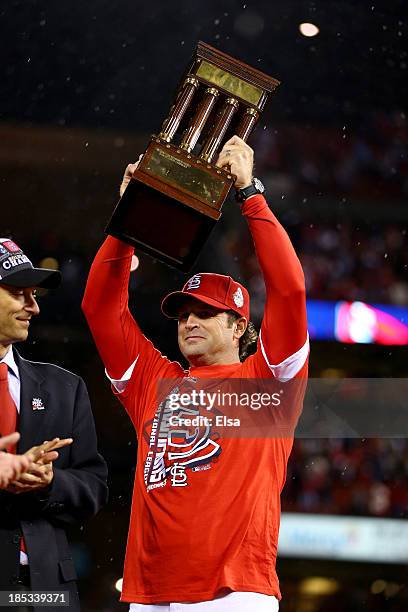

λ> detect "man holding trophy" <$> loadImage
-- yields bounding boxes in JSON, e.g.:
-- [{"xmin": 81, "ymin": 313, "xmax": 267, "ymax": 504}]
[{"xmin": 83, "ymin": 44, "xmax": 308, "ymax": 610}]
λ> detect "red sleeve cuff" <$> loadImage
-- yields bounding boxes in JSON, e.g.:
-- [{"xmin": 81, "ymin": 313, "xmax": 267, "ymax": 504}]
[{"xmin": 240, "ymin": 193, "xmax": 269, "ymax": 216}]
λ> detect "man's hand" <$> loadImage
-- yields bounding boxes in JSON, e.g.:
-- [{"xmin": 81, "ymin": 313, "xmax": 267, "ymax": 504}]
[
  {"xmin": 0, "ymin": 432, "xmax": 20, "ymax": 452},
  {"xmin": 24, "ymin": 437, "xmax": 73, "ymax": 464},
  {"xmin": 4, "ymin": 437, "xmax": 73, "ymax": 494},
  {"xmin": 216, "ymin": 136, "xmax": 254, "ymax": 189},
  {"xmin": 119, "ymin": 156, "xmax": 143, "ymax": 197},
  {"xmin": 0, "ymin": 433, "xmax": 33, "ymax": 489},
  {"xmin": 7, "ymin": 462, "xmax": 54, "ymax": 493}
]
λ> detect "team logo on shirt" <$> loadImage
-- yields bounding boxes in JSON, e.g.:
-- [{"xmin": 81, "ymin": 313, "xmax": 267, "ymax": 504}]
[
  {"xmin": 142, "ymin": 380, "xmax": 222, "ymax": 492},
  {"xmin": 169, "ymin": 464, "xmax": 188, "ymax": 487}
]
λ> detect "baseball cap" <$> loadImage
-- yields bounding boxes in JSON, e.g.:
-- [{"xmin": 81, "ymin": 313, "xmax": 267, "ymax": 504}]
[
  {"xmin": 161, "ymin": 273, "xmax": 250, "ymax": 320},
  {"xmin": 0, "ymin": 238, "xmax": 61, "ymax": 289}
]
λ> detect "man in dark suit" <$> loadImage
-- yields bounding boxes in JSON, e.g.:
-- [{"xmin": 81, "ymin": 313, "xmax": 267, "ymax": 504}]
[{"xmin": 0, "ymin": 237, "xmax": 108, "ymax": 611}]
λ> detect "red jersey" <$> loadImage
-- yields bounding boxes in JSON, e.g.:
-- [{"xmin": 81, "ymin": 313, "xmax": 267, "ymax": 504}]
[{"xmin": 82, "ymin": 194, "xmax": 308, "ymax": 604}]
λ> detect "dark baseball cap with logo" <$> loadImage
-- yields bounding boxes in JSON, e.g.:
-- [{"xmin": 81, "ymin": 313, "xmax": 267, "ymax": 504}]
[
  {"xmin": 161, "ymin": 273, "xmax": 250, "ymax": 320},
  {"xmin": 0, "ymin": 238, "xmax": 61, "ymax": 289}
]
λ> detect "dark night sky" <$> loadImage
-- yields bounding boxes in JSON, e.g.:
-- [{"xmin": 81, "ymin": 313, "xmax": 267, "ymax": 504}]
[{"xmin": 1, "ymin": 0, "xmax": 406, "ymax": 133}]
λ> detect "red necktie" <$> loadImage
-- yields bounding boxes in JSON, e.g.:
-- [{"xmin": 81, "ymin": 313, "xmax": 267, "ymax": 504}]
[
  {"xmin": 0, "ymin": 363, "xmax": 27, "ymax": 555},
  {"xmin": 0, "ymin": 362, "xmax": 18, "ymax": 453}
]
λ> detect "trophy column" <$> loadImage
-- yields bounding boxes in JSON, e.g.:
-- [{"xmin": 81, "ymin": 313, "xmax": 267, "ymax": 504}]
[
  {"xmin": 200, "ymin": 97, "xmax": 239, "ymax": 163},
  {"xmin": 236, "ymin": 107, "xmax": 260, "ymax": 141},
  {"xmin": 160, "ymin": 76, "xmax": 199, "ymax": 142},
  {"xmin": 180, "ymin": 87, "xmax": 219, "ymax": 152}
]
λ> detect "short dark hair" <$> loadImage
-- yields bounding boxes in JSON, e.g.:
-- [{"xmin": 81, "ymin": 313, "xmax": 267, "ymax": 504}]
[{"xmin": 226, "ymin": 310, "xmax": 258, "ymax": 362}]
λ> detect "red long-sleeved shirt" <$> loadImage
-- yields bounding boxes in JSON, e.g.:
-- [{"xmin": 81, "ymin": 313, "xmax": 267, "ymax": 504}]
[{"xmin": 82, "ymin": 194, "xmax": 308, "ymax": 604}]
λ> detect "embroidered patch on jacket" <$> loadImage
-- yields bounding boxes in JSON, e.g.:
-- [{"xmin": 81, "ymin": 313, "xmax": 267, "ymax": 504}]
[{"xmin": 32, "ymin": 398, "xmax": 45, "ymax": 410}]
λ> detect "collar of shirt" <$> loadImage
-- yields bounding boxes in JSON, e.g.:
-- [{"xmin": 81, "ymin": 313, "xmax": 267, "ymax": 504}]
[{"xmin": 0, "ymin": 347, "xmax": 21, "ymax": 411}]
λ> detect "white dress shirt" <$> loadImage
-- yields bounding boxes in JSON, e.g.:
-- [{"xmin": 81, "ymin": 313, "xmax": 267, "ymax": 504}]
[{"xmin": 0, "ymin": 346, "xmax": 20, "ymax": 412}]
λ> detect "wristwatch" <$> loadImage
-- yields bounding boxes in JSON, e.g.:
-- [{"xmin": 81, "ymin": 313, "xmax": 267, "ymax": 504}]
[{"xmin": 235, "ymin": 177, "xmax": 265, "ymax": 202}]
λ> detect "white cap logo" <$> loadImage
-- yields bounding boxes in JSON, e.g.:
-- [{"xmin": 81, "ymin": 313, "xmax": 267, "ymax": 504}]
[
  {"xmin": 232, "ymin": 287, "xmax": 244, "ymax": 308},
  {"xmin": 186, "ymin": 274, "xmax": 201, "ymax": 291}
]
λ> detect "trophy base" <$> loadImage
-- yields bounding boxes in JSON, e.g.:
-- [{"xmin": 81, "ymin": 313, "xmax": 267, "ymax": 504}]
[
  {"xmin": 105, "ymin": 139, "xmax": 234, "ymax": 271},
  {"xmin": 106, "ymin": 179, "xmax": 219, "ymax": 271}
]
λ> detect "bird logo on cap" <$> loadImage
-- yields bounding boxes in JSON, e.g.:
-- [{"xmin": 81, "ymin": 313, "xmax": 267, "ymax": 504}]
[{"xmin": 232, "ymin": 287, "xmax": 244, "ymax": 308}]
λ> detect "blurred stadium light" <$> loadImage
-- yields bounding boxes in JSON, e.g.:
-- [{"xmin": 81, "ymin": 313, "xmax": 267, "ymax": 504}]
[
  {"xmin": 279, "ymin": 513, "xmax": 408, "ymax": 563},
  {"xmin": 299, "ymin": 23, "xmax": 320, "ymax": 37},
  {"xmin": 307, "ymin": 300, "xmax": 408, "ymax": 344}
]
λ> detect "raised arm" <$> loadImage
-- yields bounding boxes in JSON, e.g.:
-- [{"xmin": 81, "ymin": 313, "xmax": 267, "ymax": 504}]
[
  {"xmin": 217, "ymin": 136, "xmax": 308, "ymax": 378},
  {"xmin": 242, "ymin": 195, "xmax": 308, "ymax": 365},
  {"xmin": 82, "ymin": 162, "xmax": 160, "ymax": 385},
  {"xmin": 82, "ymin": 234, "xmax": 139, "ymax": 380}
]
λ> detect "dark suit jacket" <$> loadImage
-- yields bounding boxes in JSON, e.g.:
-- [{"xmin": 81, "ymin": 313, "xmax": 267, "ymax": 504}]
[{"xmin": 0, "ymin": 349, "xmax": 108, "ymax": 611}]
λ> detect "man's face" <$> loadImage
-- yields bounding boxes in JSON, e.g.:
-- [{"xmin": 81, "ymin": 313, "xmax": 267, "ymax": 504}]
[
  {"xmin": 177, "ymin": 299, "xmax": 238, "ymax": 366},
  {"xmin": 0, "ymin": 284, "xmax": 40, "ymax": 354}
]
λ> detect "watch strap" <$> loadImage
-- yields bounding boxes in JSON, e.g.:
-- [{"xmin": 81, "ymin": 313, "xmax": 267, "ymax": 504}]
[{"xmin": 235, "ymin": 180, "xmax": 263, "ymax": 203}]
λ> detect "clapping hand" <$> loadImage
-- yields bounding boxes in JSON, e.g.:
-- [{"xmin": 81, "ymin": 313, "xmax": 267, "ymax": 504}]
[
  {"xmin": 0, "ymin": 433, "xmax": 33, "ymax": 489},
  {"xmin": 5, "ymin": 437, "xmax": 73, "ymax": 494}
]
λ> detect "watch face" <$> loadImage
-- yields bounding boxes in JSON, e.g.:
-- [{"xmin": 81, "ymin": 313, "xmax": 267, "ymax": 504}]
[{"xmin": 253, "ymin": 177, "xmax": 265, "ymax": 193}]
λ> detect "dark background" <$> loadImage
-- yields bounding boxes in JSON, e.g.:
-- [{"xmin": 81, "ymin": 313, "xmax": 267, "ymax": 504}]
[
  {"xmin": 1, "ymin": 1, "xmax": 407, "ymax": 610},
  {"xmin": 1, "ymin": 0, "xmax": 406, "ymax": 128}
]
